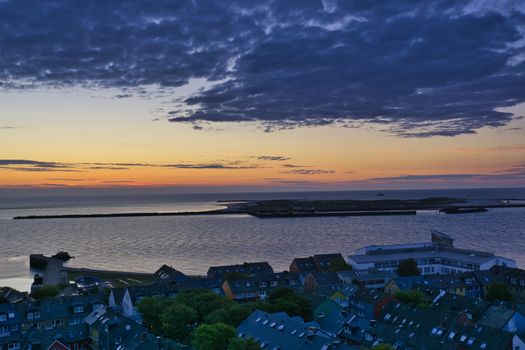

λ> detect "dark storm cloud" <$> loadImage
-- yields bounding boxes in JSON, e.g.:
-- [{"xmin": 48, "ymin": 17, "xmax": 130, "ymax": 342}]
[{"xmin": 1, "ymin": 0, "xmax": 524, "ymax": 136}]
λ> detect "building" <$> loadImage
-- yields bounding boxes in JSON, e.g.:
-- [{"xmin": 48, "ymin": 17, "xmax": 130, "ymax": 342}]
[
  {"xmin": 368, "ymin": 299, "xmax": 525, "ymax": 350},
  {"xmin": 0, "ymin": 294, "xmax": 104, "ymax": 350},
  {"xmin": 477, "ymin": 302, "xmax": 525, "ymax": 333},
  {"xmin": 384, "ymin": 276, "xmax": 425, "ymax": 294},
  {"xmin": 474, "ymin": 266, "xmax": 525, "ymax": 302},
  {"xmin": 222, "ymin": 272, "xmax": 302, "ymax": 302},
  {"xmin": 85, "ymin": 306, "xmax": 185, "ymax": 350},
  {"xmin": 207, "ymin": 262, "xmax": 274, "ymax": 279},
  {"xmin": 153, "ymin": 265, "xmax": 188, "ymax": 283},
  {"xmin": 303, "ymin": 272, "xmax": 343, "ymax": 292},
  {"xmin": 290, "ymin": 254, "xmax": 347, "ymax": 273},
  {"xmin": 236, "ymin": 310, "xmax": 356, "ymax": 350},
  {"xmin": 348, "ymin": 230, "xmax": 516, "ymax": 275},
  {"xmin": 338, "ymin": 269, "xmax": 397, "ymax": 290},
  {"xmin": 348, "ymin": 289, "xmax": 394, "ymax": 320},
  {"xmin": 108, "ymin": 283, "xmax": 180, "ymax": 319}
]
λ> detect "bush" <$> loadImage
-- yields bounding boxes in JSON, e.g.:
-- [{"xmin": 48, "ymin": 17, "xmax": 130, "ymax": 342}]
[
  {"xmin": 394, "ymin": 290, "xmax": 430, "ymax": 307},
  {"xmin": 227, "ymin": 337, "xmax": 259, "ymax": 350},
  {"xmin": 191, "ymin": 323, "xmax": 236, "ymax": 350},
  {"xmin": 138, "ymin": 297, "xmax": 198, "ymax": 342},
  {"xmin": 31, "ymin": 285, "xmax": 60, "ymax": 300},
  {"xmin": 486, "ymin": 282, "xmax": 511, "ymax": 302},
  {"xmin": 51, "ymin": 251, "xmax": 73, "ymax": 261},
  {"xmin": 397, "ymin": 258, "xmax": 420, "ymax": 277}
]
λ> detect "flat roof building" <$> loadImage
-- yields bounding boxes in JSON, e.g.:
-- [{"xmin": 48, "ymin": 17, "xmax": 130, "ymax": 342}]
[{"xmin": 347, "ymin": 230, "xmax": 516, "ymax": 275}]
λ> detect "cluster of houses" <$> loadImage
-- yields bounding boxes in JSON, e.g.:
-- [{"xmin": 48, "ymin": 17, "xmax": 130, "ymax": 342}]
[{"xmin": 2, "ymin": 231, "xmax": 525, "ymax": 349}]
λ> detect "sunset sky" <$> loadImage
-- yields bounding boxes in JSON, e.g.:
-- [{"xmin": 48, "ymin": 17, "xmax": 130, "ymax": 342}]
[{"xmin": 1, "ymin": 0, "xmax": 524, "ymax": 191}]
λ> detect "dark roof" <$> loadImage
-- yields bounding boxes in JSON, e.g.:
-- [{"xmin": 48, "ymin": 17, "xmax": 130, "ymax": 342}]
[
  {"xmin": 350, "ymin": 288, "xmax": 388, "ymax": 305},
  {"xmin": 225, "ymin": 272, "xmax": 302, "ymax": 295},
  {"xmin": 176, "ymin": 276, "xmax": 224, "ymax": 294},
  {"xmin": 374, "ymin": 298, "xmax": 517, "ymax": 350},
  {"xmin": 389, "ymin": 276, "xmax": 426, "ymax": 291},
  {"xmin": 290, "ymin": 257, "xmax": 317, "ymax": 272},
  {"xmin": 109, "ymin": 282, "xmax": 180, "ymax": 306},
  {"xmin": 477, "ymin": 302, "xmax": 518, "ymax": 329},
  {"xmin": 313, "ymin": 254, "xmax": 346, "ymax": 270},
  {"xmin": 290, "ymin": 253, "xmax": 347, "ymax": 273},
  {"xmin": 338, "ymin": 268, "xmax": 397, "ymax": 283},
  {"xmin": 207, "ymin": 262, "xmax": 274, "ymax": 278},
  {"xmin": 307, "ymin": 271, "xmax": 343, "ymax": 287},
  {"xmin": 237, "ymin": 310, "xmax": 356, "ymax": 350},
  {"xmin": 153, "ymin": 264, "xmax": 188, "ymax": 283}
]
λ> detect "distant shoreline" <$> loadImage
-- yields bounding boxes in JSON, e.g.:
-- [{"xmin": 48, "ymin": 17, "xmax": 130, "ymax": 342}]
[{"xmin": 11, "ymin": 197, "xmax": 525, "ymax": 220}]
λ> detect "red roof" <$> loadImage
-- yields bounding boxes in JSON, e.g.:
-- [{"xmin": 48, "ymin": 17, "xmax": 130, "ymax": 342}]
[{"xmin": 47, "ymin": 340, "xmax": 69, "ymax": 350}]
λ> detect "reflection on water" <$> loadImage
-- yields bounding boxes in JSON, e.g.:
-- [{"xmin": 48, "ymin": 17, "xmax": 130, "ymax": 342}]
[{"xmin": 1, "ymin": 207, "xmax": 524, "ymax": 291}]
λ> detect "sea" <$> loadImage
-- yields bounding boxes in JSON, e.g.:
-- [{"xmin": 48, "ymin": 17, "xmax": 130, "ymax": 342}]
[{"xmin": 1, "ymin": 187, "xmax": 524, "ymax": 291}]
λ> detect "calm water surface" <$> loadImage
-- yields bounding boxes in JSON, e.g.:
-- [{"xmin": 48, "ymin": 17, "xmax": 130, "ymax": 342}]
[{"xmin": 1, "ymin": 188, "xmax": 524, "ymax": 291}]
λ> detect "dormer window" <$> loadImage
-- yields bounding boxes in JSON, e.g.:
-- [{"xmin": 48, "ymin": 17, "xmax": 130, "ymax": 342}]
[
  {"xmin": 73, "ymin": 305, "xmax": 84, "ymax": 313},
  {"xmin": 8, "ymin": 342, "xmax": 20, "ymax": 350}
]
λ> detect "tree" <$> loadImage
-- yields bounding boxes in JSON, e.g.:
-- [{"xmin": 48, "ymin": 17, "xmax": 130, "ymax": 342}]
[
  {"xmin": 329, "ymin": 259, "xmax": 352, "ymax": 271},
  {"xmin": 160, "ymin": 303, "xmax": 198, "ymax": 341},
  {"xmin": 137, "ymin": 297, "xmax": 167, "ymax": 335},
  {"xmin": 51, "ymin": 251, "xmax": 73, "ymax": 261},
  {"xmin": 372, "ymin": 344, "xmax": 395, "ymax": 350},
  {"xmin": 204, "ymin": 303, "xmax": 253, "ymax": 327},
  {"xmin": 31, "ymin": 285, "xmax": 60, "ymax": 300},
  {"xmin": 175, "ymin": 289, "xmax": 232, "ymax": 322},
  {"xmin": 486, "ymin": 282, "xmax": 511, "ymax": 302},
  {"xmin": 394, "ymin": 290, "xmax": 430, "ymax": 307},
  {"xmin": 266, "ymin": 287, "xmax": 312, "ymax": 321},
  {"xmin": 191, "ymin": 322, "xmax": 236, "ymax": 350},
  {"xmin": 138, "ymin": 297, "xmax": 198, "ymax": 341},
  {"xmin": 227, "ymin": 337, "xmax": 259, "ymax": 350},
  {"xmin": 397, "ymin": 258, "xmax": 420, "ymax": 276}
]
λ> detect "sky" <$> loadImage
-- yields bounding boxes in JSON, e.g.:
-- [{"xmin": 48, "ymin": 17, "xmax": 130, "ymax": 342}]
[{"xmin": 1, "ymin": 0, "xmax": 524, "ymax": 192}]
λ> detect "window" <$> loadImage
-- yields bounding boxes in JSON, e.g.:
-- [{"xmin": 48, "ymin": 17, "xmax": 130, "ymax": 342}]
[
  {"xmin": 270, "ymin": 281, "xmax": 278, "ymax": 287},
  {"xmin": 8, "ymin": 343, "xmax": 21, "ymax": 350},
  {"xmin": 0, "ymin": 314, "xmax": 6, "ymax": 322},
  {"xmin": 34, "ymin": 311, "xmax": 40, "ymax": 319},
  {"xmin": 69, "ymin": 318, "xmax": 81, "ymax": 325},
  {"xmin": 8, "ymin": 313, "xmax": 14, "ymax": 319},
  {"xmin": 73, "ymin": 305, "xmax": 84, "ymax": 313}
]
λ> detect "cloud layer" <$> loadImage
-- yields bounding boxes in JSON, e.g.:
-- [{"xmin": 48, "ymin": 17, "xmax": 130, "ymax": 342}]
[{"xmin": 0, "ymin": 0, "xmax": 524, "ymax": 136}]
